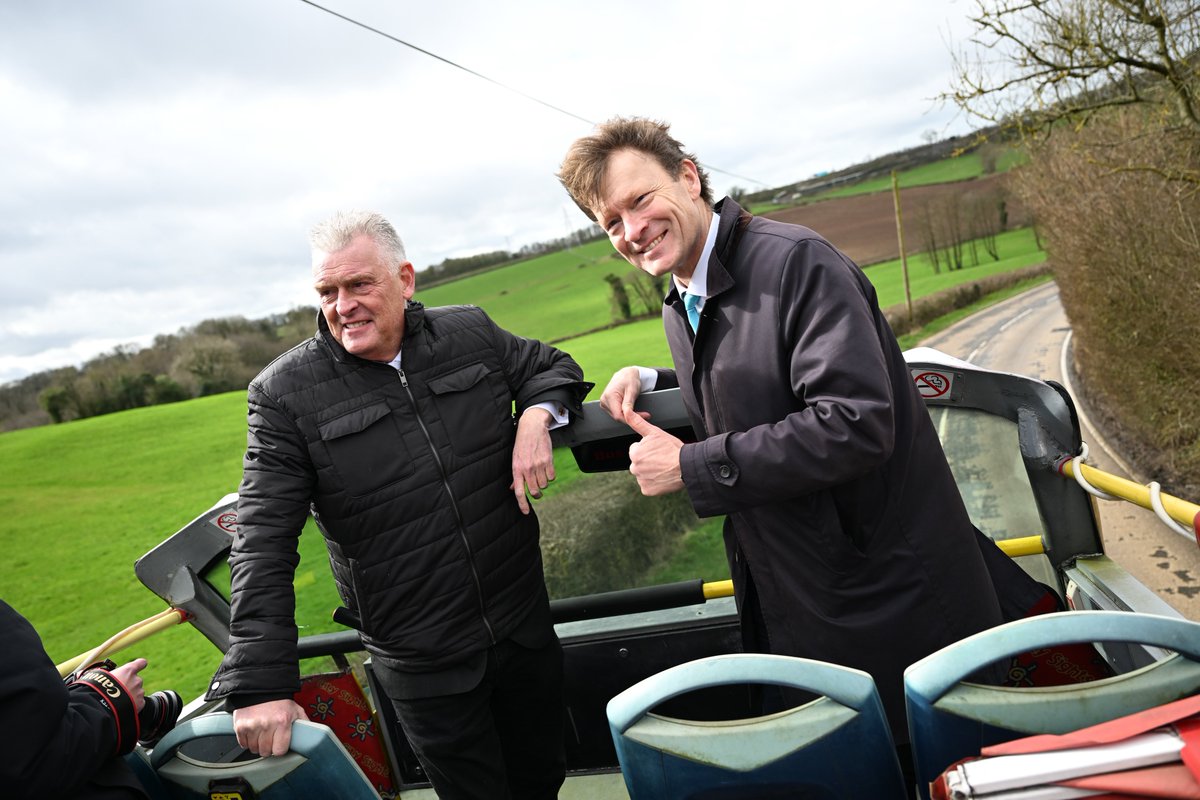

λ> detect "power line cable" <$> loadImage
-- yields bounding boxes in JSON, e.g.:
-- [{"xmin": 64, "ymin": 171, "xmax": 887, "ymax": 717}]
[{"xmin": 296, "ymin": 0, "xmax": 768, "ymax": 187}]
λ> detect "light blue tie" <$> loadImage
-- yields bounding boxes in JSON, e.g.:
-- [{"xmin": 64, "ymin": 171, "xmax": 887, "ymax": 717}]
[{"xmin": 683, "ymin": 292, "xmax": 703, "ymax": 332}]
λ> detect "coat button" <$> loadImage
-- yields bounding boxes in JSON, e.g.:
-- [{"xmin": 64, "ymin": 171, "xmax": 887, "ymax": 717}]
[{"xmin": 718, "ymin": 465, "xmax": 731, "ymax": 478}]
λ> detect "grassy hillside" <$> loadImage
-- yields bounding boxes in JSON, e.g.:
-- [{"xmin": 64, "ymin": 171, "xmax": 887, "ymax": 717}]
[
  {"xmin": 0, "ymin": 189, "xmax": 1047, "ymax": 700},
  {"xmin": 750, "ymin": 145, "xmax": 1028, "ymax": 214},
  {"xmin": 0, "ymin": 394, "xmax": 248, "ymax": 696},
  {"xmin": 820, "ymin": 147, "xmax": 1029, "ymax": 199},
  {"xmin": 417, "ymin": 239, "xmax": 628, "ymax": 343}
]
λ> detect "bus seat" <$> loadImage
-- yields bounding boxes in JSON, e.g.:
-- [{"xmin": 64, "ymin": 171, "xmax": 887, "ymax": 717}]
[
  {"xmin": 125, "ymin": 748, "xmax": 169, "ymax": 799},
  {"xmin": 148, "ymin": 712, "xmax": 380, "ymax": 799},
  {"xmin": 904, "ymin": 611, "xmax": 1200, "ymax": 799},
  {"xmin": 607, "ymin": 653, "xmax": 907, "ymax": 799}
]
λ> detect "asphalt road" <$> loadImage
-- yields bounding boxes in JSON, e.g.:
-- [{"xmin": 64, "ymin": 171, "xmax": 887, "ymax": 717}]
[{"xmin": 921, "ymin": 281, "xmax": 1200, "ymax": 620}]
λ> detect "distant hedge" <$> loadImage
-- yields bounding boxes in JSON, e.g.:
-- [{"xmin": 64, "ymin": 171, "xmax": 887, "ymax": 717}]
[
  {"xmin": 883, "ymin": 263, "xmax": 1051, "ymax": 339},
  {"xmin": 537, "ymin": 470, "xmax": 699, "ymax": 599}
]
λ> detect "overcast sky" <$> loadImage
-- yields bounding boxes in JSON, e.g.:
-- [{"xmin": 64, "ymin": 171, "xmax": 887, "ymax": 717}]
[{"xmin": 0, "ymin": 0, "xmax": 984, "ymax": 385}]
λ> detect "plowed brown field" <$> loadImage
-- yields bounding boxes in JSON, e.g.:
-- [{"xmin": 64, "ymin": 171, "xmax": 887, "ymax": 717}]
[{"xmin": 763, "ymin": 174, "xmax": 1026, "ymax": 266}]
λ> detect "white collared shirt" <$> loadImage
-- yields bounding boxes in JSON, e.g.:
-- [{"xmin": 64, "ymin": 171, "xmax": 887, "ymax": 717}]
[{"xmin": 637, "ymin": 211, "xmax": 720, "ymax": 392}]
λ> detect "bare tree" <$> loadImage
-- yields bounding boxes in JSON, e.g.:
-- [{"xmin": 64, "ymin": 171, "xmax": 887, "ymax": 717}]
[
  {"xmin": 172, "ymin": 336, "xmax": 242, "ymax": 396},
  {"xmin": 625, "ymin": 270, "xmax": 667, "ymax": 315},
  {"xmin": 966, "ymin": 190, "xmax": 1004, "ymax": 261},
  {"xmin": 949, "ymin": 0, "xmax": 1200, "ymax": 148},
  {"xmin": 604, "ymin": 274, "xmax": 633, "ymax": 322},
  {"xmin": 917, "ymin": 202, "xmax": 944, "ymax": 274},
  {"xmin": 1012, "ymin": 111, "xmax": 1200, "ymax": 491},
  {"xmin": 935, "ymin": 193, "xmax": 968, "ymax": 270}
]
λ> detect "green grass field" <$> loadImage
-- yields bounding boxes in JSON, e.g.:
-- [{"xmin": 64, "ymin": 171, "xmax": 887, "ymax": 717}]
[
  {"xmin": 866, "ymin": 228, "xmax": 1045, "ymax": 306},
  {"xmin": 0, "ymin": 204, "xmax": 1047, "ymax": 700},
  {"xmin": 748, "ymin": 145, "xmax": 1028, "ymax": 213},
  {"xmin": 820, "ymin": 147, "xmax": 1028, "ymax": 199},
  {"xmin": 416, "ymin": 239, "xmax": 631, "ymax": 343}
]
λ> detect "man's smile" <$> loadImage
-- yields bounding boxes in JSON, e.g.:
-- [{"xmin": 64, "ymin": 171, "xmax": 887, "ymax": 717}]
[{"xmin": 635, "ymin": 231, "xmax": 667, "ymax": 255}]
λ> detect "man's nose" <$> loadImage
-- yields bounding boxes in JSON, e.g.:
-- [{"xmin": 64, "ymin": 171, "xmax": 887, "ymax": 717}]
[
  {"xmin": 624, "ymin": 212, "xmax": 648, "ymax": 246},
  {"xmin": 335, "ymin": 289, "xmax": 357, "ymax": 316}
]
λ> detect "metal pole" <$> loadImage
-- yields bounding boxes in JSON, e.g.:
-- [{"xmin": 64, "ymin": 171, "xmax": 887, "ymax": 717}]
[{"xmin": 892, "ymin": 170, "xmax": 913, "ymax": 323}]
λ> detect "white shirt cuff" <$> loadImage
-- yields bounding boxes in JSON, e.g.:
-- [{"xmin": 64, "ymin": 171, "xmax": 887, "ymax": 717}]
[
  {"xmin": 530, "ymin": 401, "xmax": 570, "ymax": 430},
  {"xmin": 636, "ymin": 366, "xmax": 658, "ymax": 393}
]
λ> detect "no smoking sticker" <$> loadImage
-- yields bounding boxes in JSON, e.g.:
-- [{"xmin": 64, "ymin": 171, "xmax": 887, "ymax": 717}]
[
  {"xmin": 211, "ymin": 510, "xmax": 238, "ymax": 535},
  {"xmin": 912, "ymin": 370, "xmax": 953, "ymax": 399}
]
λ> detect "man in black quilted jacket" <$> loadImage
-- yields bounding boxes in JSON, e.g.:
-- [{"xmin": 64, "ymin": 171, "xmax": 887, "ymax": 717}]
[{"xmin": 206, "ymin": 211, "xmax": 591, "ymax": 800}]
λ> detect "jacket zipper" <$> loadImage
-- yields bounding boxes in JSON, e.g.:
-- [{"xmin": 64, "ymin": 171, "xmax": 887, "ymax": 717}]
[{"xmin": 398, "ymin": 368, "xmax": 497, "ymax": 645}]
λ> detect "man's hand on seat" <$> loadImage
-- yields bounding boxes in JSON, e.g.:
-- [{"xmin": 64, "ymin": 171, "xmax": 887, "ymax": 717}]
[{"xmin": 234, "ymin": 699, "xmax": 306, "ymax": 757}]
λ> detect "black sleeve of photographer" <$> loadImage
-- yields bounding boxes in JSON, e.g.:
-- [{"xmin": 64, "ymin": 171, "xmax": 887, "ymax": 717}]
[
  {"xmin": 69, "ymin": 661, "xmax": 140, "ymax": 754},
  {"xmin": 0, "ymin": 599, "xmax": 135, "ymax": 799}
]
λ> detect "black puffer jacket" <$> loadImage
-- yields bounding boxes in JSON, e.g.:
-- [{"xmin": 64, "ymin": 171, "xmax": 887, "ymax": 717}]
[{"xmin": 207, "ymin": 303, "xmax": 589, "ymax": 701}]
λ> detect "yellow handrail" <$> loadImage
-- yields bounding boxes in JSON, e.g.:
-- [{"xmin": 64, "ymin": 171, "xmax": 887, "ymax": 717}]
[
  {"xmin": 696, "ymin": 535, "xmax": 1046, "ymax": 604},
  {"xmin": 56, "ymin": 607, "xmax": 190, "ymax": 678},
  {"xmin": 1058, "ymin": 457, "xmax": 1200, "ymax": 542},
  {"xmin": 994, "ymin": 535, "xmax": 1045, "ymax": 558},
  {"xmin": 703, "ymin": 579, "xmax": 734, "ymax": 600}
]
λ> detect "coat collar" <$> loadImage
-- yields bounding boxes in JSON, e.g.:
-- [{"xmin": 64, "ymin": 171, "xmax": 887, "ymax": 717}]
[
  {"xmin": 316, "ymin": 300, "xmax": 427, "ymax": 365},
  {"xmin": 665, "ymin": 197, "xmax": 749, "ymax": 309}
]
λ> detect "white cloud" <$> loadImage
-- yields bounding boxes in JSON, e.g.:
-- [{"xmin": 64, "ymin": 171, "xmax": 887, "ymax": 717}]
[{"xmin": 0, "ymin": 0, "xmax": 987, "ymax": 385}]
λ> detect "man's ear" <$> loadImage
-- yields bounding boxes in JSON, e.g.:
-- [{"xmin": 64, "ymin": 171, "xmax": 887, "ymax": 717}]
[
  {"xmin": 678, "ymin": 159, "xmax": 702, "ymax": 200},
  {"xmin": 399, "ymin": 261, "xmax": 416, "ymax": 299}
]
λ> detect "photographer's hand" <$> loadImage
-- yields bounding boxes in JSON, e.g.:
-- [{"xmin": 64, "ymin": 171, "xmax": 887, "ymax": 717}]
[{"xmin": 110, "ymin": 658, "xmax": 148, "ymax": 713}]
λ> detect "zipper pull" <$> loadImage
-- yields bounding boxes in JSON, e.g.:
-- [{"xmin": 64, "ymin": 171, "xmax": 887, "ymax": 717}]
[{"xmin": 398, "ymin": 369, "xmax": 409, "ymax": 388}]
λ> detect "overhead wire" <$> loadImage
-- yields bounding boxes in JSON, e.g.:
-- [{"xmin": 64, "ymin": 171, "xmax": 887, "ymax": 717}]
[{"xmin": 296, "ymin": 0, "xmax": 768, "ymax": 187}]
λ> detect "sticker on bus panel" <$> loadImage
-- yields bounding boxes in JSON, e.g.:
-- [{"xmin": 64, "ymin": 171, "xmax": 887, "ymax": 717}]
[
  {"xmin": 911, "ymin": 369, "xmax": 953, "ymax": 400},
  {"xmin": 210, "ymin": 509, "xmax": 238, "ymax": 536}
]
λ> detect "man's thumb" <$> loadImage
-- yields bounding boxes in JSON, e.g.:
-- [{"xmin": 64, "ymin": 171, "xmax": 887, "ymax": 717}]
[{"xmin": 623, "ymin": 406, "xmax": 659, "ymax": 436}]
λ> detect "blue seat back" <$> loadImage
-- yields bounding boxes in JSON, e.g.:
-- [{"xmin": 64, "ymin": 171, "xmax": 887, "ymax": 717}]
[
  {"xmin": 148, "ymin": 713, "xmax": 381, "ymax": 799},
  {"xmin": 904, "ymin": 611, "xmax": 1200, "ymax": 799},
  {"xmin": 607, "ymin": 653, "xmax": 907, "ymax": 799},
  {"xmin": 125, "ymin": 749, "xmax": 170, "ymax": 799}
]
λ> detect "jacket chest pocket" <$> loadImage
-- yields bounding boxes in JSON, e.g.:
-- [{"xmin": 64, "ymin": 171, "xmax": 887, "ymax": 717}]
[
  {"xmin": 319, "ymin": 401, "xmax": 414, "ymax": 498},
  {"xmin": 427, "ymin": 362, "xmax": 510, "ymax": 456}
]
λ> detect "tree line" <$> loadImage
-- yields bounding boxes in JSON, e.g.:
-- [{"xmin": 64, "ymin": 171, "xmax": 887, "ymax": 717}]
[
  {"xmin": 0, "ymin": 308, "xmax": 319, "ymax": 430},
  {"xmin": 0, "ymin": 225, "xmax": 609, "ymax": 432}
]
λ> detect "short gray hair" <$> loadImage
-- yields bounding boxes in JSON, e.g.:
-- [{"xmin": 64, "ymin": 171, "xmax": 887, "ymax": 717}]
[{"xmin": 310, "ymin": 210, "xmax": 407, "ymax": 274}]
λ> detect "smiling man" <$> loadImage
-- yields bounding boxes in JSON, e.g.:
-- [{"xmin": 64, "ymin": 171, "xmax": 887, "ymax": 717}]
[
  {"xmin": 205, "ymin": 211, "xmax": 591, "ymax": 800},
  {"xmin": 558, "ymin": 118, "xmax": 1017, "ymax": 751}
]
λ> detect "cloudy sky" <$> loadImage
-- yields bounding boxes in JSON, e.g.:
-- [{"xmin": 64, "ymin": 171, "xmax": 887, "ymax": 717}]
[{"xmin": 0, "ymin": 0, "xmax": 984, "ymax": 384}]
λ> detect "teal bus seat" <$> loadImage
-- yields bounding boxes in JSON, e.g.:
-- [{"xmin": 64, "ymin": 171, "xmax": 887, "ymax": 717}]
[
  {"xmin": 904, "ymin": 611, "xmax": 1200, "ymax": 799},
  {"xmin": 607, "ymin": 653, "xmax": 907, "ymax": 799},
  {"xmin": 148, "ymin": 713, "xmax": 380, "ymax": 799},
  {"xmin": 125, "ymin": 749, "xmax": 169, "ymax": 799}
]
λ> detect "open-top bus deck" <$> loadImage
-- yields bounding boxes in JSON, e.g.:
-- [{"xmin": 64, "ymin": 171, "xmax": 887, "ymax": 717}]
[{"xmin": 98, "ymin": 347, "xmax": 1200, "ymax": 799}]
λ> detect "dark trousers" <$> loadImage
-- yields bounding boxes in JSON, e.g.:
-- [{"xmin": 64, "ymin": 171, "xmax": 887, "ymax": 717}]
[{"xmin": 389, "ymin": 637, "xmax": 566, "ymax": 800}]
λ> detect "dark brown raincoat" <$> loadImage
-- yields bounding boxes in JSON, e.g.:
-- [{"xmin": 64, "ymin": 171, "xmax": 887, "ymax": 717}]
[{"xmin": 658, "ymin": 198, "xmax": 1007, "ymax": 739}]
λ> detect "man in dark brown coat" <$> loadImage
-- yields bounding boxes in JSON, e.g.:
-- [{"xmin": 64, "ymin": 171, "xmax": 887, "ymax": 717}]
[{"xmin": 558, "ymin": 117, "xmax": 1009, "ymax": 743}]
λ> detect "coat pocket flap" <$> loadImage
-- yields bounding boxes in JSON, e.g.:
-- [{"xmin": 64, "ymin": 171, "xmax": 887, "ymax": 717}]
[
  {"xmin": 426, "ymin": 362, "xmax": 489, "ymax": 395},
  {"xmin": 318, "ymin": 401, "xmax": 392, "ymax": 440}
]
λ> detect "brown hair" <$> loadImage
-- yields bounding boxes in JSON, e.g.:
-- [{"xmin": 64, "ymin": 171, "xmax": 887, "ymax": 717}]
[{"xmin": 558, "ymin": 116, "xmax": 713, "ymax": 221}]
